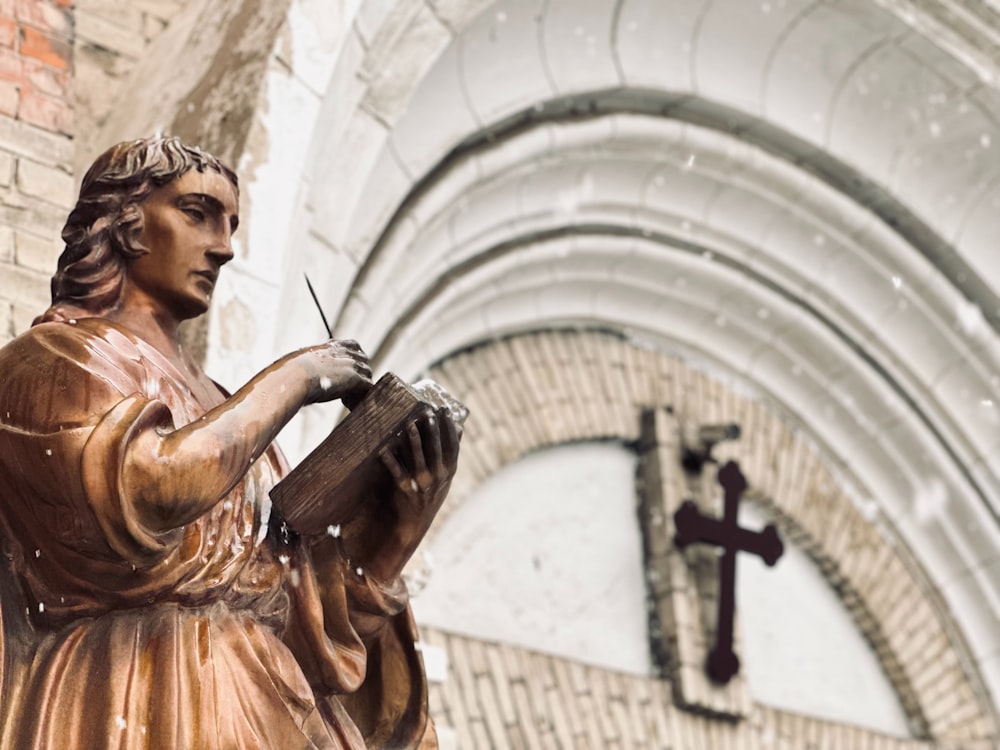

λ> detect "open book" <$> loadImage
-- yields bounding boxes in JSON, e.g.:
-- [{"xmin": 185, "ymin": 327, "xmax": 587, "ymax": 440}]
[{"xmin": 269, "ymin": 373, "xmax": 466, "ymax": 535}]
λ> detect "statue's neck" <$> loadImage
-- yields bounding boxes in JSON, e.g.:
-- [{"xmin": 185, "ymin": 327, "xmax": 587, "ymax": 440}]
[{"xmin": 105, "ymin": 305, "xmax": 192, "ymax": 373}]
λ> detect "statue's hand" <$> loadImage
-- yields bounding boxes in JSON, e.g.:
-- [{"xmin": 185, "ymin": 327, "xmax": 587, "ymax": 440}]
[
  {"xmin": 341, "ymin": 408, "xmax": 460, "ymax": 582},
  {"xmin": 380, "ymin": 407, "xmax": 461, "ymax": 525},
  {"xmin": 295, "ymin": 339, "xmax": 372, "ymax": 405}
]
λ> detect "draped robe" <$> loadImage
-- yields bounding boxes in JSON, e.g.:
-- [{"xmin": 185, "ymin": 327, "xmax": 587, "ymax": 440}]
[{"xmin": 0, "ymin": 318, "xmax": 433, "ymax": 749}]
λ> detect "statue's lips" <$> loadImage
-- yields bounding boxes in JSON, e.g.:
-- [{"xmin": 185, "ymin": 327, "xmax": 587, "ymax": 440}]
[{"xmin": 193, "ymin": 270, "xmax": 218, "ymax": 285}]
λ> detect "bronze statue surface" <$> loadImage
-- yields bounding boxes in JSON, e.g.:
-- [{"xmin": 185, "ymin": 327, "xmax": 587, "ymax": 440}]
[{"xmin": 0, "ymin": 137, "xmax": 458, "ymax": 749}]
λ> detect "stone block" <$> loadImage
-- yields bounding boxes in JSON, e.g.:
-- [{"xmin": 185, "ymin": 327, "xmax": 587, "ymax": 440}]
[
  {"xmin": 0, "ymin": 15, "xmax": 15, "ymax": 48},
  {"xmin": 0, "ymin": 79, "xmax": 16, "ymax": 116},
  {"xmin": 19, "ymin": 25, "xmax": 71, "ymax": 72},
  {"xmin": 75, "ymin": 1, "xmax": 144, "ymax": 32},
  {"xmin": 0, "ymin": 149, "xmax": 11, "ymax": 188},
  {"xmin": 11, "ymin": 299, "xmax": 37, "ymax": 335},
  {"xmin": 5, "ymin": 263, "xmax": 48, "ymax": 308},
  {"xmin": 16, "ymin": 156, "xmax": 72, "ymax": 205},
  {"xmin": 0, "ymin": 187, "xmax": 68, "ymax": 241},
  {"xmin": 0, "ymin": 297, "xmax": 11, "ymax": 338},
  {"xmin": 0, "ymin": 44, "xmax": 18, "ymax": 81},
  {"xmin": 131, "ymin": 0, "xmax": 184, "ymax": 20},
  {"xmin": 360, "ymin": 2, "xmax": 452, "ymax": 125},
  {"xmin": 426, "ymin": 0, "xmax": 492, "ymax": 31},
  {"xmin": 21, "ymin": 55, "xmax": 70, "ymax": 98},
  {"xmin": 143, "ymin": 12, "xmax": 166, "ymax": 41},
  {"xmin": 76, "ymin": 9, "xmax": 146, "ymax": 58},
  {"xmin": 0, "ymin": 223, "xmax": 12, "ymax": 260},
  {"xmin": 460, "ymin": 0, "xmax": 553, "ymax": 124},
  {"xmin": 541, "ymin": 0, "xmax": 621, "ymax": 96},
  {"xmin": 18, "ymin": 87, "xmax": 72, "ymax": 137},
  {"xmin": 382, "ymin": 44, "xmax": 472, "ymax": 175},
  {"xmin": 14, "ymin": 0, "xmax": 71, "ymax": 39},
  {"xmin": 616, "ymin": 0, "xmax": 697, "ymax": 92},
  {"xmin": 14, "ymin": 228, "xmax": 58, "ymax": 273}
]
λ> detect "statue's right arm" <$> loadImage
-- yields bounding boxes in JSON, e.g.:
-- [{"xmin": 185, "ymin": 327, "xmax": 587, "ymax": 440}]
[{"xmin": 121, "ymin": 339, "xmax": 371, "ymax": 534}]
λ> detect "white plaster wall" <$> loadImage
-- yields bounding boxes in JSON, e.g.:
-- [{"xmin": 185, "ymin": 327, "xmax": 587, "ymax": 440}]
[
  {"xmin": 411, "ymin": 441, "xmax": 653, "ymax": 676},
  {"xmin": 737, "ymin": 503, "xmax": 912, "ymax": 737},
  {"xmin": 412, "ymin": 438, "xmax": 914, "ymax": 734}
]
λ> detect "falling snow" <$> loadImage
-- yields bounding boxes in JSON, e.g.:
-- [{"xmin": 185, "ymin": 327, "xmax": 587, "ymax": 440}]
[
  {"xmin": 914, "ymin": 478, "xmax": 949, "ymax": 523},
  {"xmin": 956, "ymin": 299, "xmax": 987, "ymax": 337}
]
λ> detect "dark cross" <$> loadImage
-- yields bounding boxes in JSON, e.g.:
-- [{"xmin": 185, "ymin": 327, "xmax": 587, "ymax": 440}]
[{"xmin": 673, "ymin": 460, "xmax": 783, "ymax": 684}]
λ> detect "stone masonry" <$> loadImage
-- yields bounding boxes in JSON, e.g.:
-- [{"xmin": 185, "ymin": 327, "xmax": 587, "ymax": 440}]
[{"xmin": 0, "ymin": 0, "xmax": 74, "ymax": 345}]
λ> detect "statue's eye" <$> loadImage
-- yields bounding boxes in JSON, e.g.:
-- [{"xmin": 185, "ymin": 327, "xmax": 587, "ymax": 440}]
[{"xmin": 183, "ymin": 206, "xmax": 205, "ymax": 222}]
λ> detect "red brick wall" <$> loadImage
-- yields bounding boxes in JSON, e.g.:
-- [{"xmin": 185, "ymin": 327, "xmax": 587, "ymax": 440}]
[
  {"xmin": 0, "ymin": 0, "xmax": 72, "ymax": 135},
  {"xmin": 0, "ymin": 0, "xmax": 74, "ymax": 343}
]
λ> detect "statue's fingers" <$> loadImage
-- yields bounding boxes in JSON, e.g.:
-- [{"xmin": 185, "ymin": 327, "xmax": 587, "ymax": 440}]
[
  {"xmin": 420, "ymin": 413, "xmax": 444, "ymax": 477},
  {"xmin": 407, "ymin": 419, "xmax": 429, "ymax": 478},
  {"xmin": 332, "ymin": 340, "xmax": 368, "ymax": 365},
  {"xmin": 379, "ymin": 447, "xmax": 410, "ymax": 491}
]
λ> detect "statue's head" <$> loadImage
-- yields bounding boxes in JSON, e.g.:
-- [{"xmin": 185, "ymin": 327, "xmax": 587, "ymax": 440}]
[{"xmin": 34, "ymin": 136, "xmax": 238, "ymax": 325}]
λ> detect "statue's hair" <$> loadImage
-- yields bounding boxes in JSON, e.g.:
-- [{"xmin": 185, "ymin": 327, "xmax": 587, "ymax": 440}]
[{"xmin": 33, "ymin": 136, "xmax": 238, "ymax": 325}]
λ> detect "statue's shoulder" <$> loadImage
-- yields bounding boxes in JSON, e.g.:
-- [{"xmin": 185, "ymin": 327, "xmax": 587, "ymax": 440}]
[
  {"xmin": 0, "ymin": 319, "xmax": 145, "ymax": 429},
  {"xmin": 1, "ymin": 318, "xmax": 141, "ymax": 368}
]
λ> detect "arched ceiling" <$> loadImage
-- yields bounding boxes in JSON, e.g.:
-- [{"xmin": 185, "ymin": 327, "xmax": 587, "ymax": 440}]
[{"xmin": 216, "ymin": 0, "xmax": 1000, "ymax": 717}]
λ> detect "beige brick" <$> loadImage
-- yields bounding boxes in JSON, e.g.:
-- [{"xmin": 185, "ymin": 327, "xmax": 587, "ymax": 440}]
[
  {"xmin": 0, "ymin": 297, "xmax": 11, "ymax": 337},
  {"xmin": 0, "ymin": 189, "xmax": 64, "ymax": 241},
  {"xmin": 15, "ymin": 0, "xmax": 72, "ymax": 38},
  {"xmin": 0, "ymin": 79, "xmax": 17, "ymax": 117},
  {"xmin": 143, "ymin": 11, "xmax": 167, "ymax": 41},
  {"xmin": 12, "ymin": 299, "xmax": 41, "ymax": 334},
  {"xmin": 0, "ymin": 115, "xmax": 71, "ymax": 167},
  {"xmin": 132, "ymin": 0, "xmax": 184, "ymax": 22},
  {"xmin": 76, "ymin": 11, "xmax": 147, "ymax": 58},
  {"xmin": 76, "ymin": 1, "xmax": 144, "ymax": 32},
  {"xmin": 16, "ymin": 156, "xmax": 72, "ymax": 206},
  {"xmin": 21, "ymin": 55, "xmax": 70, "ymax": 99},
  {"xmin": 0, "ymin": 224, "xmax": 11, "ymax": 261},
  {"xmin": 14, "ymin": 229, "xmax": 58, "ymax": 273},
  {"xmin": 19, "ymin": 86, "xmax": 73, "ymax": 136},
  {"xmin": 4, "ymin": 263, "xmax": 48, "ymax": 308},
  {"xmin": 20, "ymin": 24, "xmax": 71, "ymax": 72}
]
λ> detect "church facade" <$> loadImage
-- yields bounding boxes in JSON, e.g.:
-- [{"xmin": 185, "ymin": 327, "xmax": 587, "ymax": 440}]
[{"xmin": 1, "ymin": 0, "xmax": 998, "ymax": 747}]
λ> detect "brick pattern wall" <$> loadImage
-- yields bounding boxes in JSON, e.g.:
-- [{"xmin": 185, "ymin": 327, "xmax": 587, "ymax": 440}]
[
  {"xmin": 425, "ymin": 329, "xmax": 998, "ymax": 747},
  {"xmin": 0, "ymin": 0, "xmax": 74, "ymax": 346},
  {"xmin": 422, "ymin": 626, "xmax": 966, "ymax": 750},
  {"xmin": 73, "ymin": 0, "xmax": 188, "ymax": 172},
  {"xmin": 0, "ymin": 0, "xmax": 191, "ymax": 347}
]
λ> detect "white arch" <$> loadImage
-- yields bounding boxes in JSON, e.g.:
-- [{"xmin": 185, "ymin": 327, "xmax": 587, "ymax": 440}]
[{"xmin": 214, "ymin": 0, "xmax": 1000, "ymax": 717}]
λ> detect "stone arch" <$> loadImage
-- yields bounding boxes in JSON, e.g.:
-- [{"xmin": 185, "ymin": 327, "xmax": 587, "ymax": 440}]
[
  {"xmin": 423, "ymin": 328, "xmax": 997, "ymax": 741},
  {"xmin": 220, "ymin": 0, "xmax": 1000, "ymax": 723},
  {"xmin": 64, "ymin": 0, "xmax": 1000, "ymax": 731}
]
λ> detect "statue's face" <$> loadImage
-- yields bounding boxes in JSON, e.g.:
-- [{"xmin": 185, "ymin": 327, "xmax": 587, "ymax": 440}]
[{"xmin": 124, "ymin": 168, "xmax": 239, "ymax": 322}]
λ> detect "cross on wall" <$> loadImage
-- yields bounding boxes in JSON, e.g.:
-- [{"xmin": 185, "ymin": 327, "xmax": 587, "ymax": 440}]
[
  {"xmin": 636, "ymin": 409, "xmax": 786, "ymax": 716},
  {"xmin": 673, "ymin": 460, "xmax": 784, "ymax": 684}
]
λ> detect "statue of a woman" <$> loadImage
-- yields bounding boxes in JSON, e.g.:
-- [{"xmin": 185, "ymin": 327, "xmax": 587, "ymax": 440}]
[{"xmin": 0, "ymin": 137, "xmax": 457, "ymax": 749}]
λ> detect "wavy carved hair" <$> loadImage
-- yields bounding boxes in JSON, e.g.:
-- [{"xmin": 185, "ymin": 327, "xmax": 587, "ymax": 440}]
[{"xmin": 33, "ymin": 136, "xmax": 238, "ymax": 325}]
